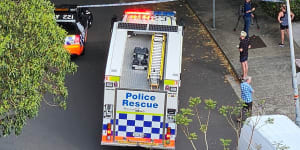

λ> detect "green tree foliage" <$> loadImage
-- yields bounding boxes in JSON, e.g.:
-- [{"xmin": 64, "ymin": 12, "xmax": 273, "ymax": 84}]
[
  {"xmin": 0, "ymin": 0, "xmax": 77, "ymax": 136},
  {"xmin": 220, "ymin": 138, "xmax": 232, "ymax": 150},
  {"xmin": 175, "ymin": 97, "xmax": 217, "ymax": 150},
  {"xmin": 260, "ymin": 0, "xmax": 300, "ymax": 21}
]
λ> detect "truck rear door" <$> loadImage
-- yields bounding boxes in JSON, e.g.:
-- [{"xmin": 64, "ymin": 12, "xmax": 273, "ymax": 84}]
[{"xmin": 113, "ymin": 88, "xmax": 170, "ymax": 148}]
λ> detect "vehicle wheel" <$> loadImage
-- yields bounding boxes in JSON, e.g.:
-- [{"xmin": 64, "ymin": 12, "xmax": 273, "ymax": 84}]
[
  {"xmin": 88, "ymin": 17, "xmax": 93, "ymax": 29},
  {"xmin": 81, "ymin": 36, "xmax": 87, "ymax": 56},
  {"xmin": 81, "ymin": 47, "xmax": 85, "ymax": 56}
]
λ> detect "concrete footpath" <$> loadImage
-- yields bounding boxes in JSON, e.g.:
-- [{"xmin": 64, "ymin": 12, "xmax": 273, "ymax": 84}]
[{"xmin": 186, "ymin": 0, "xmax": 300, "ymax": 119}]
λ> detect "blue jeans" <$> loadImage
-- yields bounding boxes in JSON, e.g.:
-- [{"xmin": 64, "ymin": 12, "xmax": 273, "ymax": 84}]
[{"xmin": 244, "ymin": 16, "xmax": 251, "ymax": 38}]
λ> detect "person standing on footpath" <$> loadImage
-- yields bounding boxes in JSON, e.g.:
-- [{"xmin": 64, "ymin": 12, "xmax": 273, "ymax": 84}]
[
  {"xmin": 244, "ymin": 0, "xmax": 255, "ymax": 38},
  {"xmin": 278, "ymin": 3, "xmax": 295, "ymax": 47},
  {"xmin": 238, "ymin": 76, "xmax": 254, "ymax": 121},
  {"xmin": 239, "ymin": 31, "xmax": 251, "ymax": 80}
]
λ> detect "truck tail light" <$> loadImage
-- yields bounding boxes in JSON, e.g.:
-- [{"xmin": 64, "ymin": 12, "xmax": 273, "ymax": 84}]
[
  {"xmin": 74, "ymin": 35, "xmax": 80, "ymax": 44},
  {"xmin": 165, "ymin": 127, "xmax": 171, "ymax": 144},
  {"xmin": 106, "ymin": 123, "xmax": 112, "ymax": 140},
  {"xmin": 107, "ymin": 123, "xmax": 111, "ymax": 136}
]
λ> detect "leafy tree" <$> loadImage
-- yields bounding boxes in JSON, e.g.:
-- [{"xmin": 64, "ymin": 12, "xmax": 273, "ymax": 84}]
[
  {"xmin": 176, "ymin": 97, "xmax": 273, "ymax": 150},
  {"xmin": 219, "ymin": 99, "xmax": 272, "ymax": 150},
  {"xmin": 175, "ymin": 97, "xmax": 217, "ymax": 150},
  {"xmin": 0, "ymin": 0, "xmax": 77, "ymax": 136},
  {"xmin": 220, "ymin": 138, "xmax": 232, "ymax": 150},
  {"xmin": 219, "ymin": 100, "xmax": 245, "ymax": 148},
  {"xmin": 260, "ymin": 0, "xmax": 300, "ymax": 21}
]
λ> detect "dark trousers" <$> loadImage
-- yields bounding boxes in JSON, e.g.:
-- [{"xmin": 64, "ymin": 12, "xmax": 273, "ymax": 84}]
[
  {"xmin": 243, "ymin": 101, "xmax": 253, "ymax": 112},
  {"xmin": 244, "ymin": 16, "xmax": 251, "ymax": 38},
  {"xmin": 238, "ymin": 101, "xmax": 253, "ymax": 121}
]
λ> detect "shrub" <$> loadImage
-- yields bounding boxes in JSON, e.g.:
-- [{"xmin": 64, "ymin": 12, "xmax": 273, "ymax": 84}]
[{"xmin": 260, "ymin": 0, "xmax": 300, "ymax": 21}]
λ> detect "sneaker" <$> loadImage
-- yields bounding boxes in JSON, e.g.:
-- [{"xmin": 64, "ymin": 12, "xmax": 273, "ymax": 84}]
[{"xmin": 279, "ymin": 43, "xmax": 285, "ymax": 47}]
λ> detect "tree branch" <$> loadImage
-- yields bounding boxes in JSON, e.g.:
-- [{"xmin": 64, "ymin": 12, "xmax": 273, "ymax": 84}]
[
  {"xmin": 43, "ymin": 98, "xmax": 59, "ymax": 107},
  {"xmin": 204, "ymin": 110, "xmax": 211, "ymax": 150},
  {"xmin": 195, "ymin": 106, "xmax": 202, "ymax": 126}
]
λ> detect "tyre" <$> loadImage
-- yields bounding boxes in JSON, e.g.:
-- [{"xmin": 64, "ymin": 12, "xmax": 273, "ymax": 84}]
[{"xmin": 81, "ymin": 45, "xmax": 85, "ymax": 56}]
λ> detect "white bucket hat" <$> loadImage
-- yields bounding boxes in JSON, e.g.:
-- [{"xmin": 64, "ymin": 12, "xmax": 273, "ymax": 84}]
[{"xmin": 241, "ymin": 31, "xmax": 247, "ymax": 37}]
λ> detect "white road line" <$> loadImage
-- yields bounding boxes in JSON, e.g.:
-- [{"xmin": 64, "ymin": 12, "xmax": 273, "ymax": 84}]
[{"xmin": 77, "ymin": 0, "xmax": 177, "ymax": 8}]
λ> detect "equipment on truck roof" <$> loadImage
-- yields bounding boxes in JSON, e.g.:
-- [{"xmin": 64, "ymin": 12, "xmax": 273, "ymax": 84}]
[{"xmin": 132, "ymin": 47, "xmax": 149, "ymax": 70}]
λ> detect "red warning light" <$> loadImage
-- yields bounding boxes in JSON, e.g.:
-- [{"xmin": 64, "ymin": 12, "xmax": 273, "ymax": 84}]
[{"xmin": 124, "ymin": 9, "xmax": 152, "ymax": 16}]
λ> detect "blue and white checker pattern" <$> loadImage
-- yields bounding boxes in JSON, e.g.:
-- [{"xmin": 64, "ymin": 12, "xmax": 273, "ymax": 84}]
[
  {"xmin": 102, "ymin": 113, "xmax": 176, "ymax": 140},
  {"xmin": 112, "ymin": 113, "xmax": 176, "ymax": 140}
]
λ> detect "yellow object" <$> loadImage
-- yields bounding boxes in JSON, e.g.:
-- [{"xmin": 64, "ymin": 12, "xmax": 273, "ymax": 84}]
[
  {"xmin": 106, "ymin": 76, "xmax": 120, "ymax": 81},
  {"xmin": 160, "ymin": 35, "xmax": 166, "ymax": 80},
  {"xmin": 147, "ymin": 35, "xmax": 155, "ymax": 79},
  {"xmin": 164, "ymin": 80, "xmax": 176, "ymax": 85},
  {"xmin": 116, "ymin": 111, "xmax": 164, "ymax": 116}
]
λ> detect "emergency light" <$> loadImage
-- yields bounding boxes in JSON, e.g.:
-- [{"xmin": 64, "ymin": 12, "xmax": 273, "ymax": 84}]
[
  {"xmin": 165, "ymin": 127, "xmax": 171, "ymax": 144},
  {"xmin": 106, "ymin": 123, "xmax": 112, "ymax": 140},
  {"xmin": 124, "ymin": 9, "xmax": 152, "ymax": 15},
  {"xmin": 125, "ymin": 9, "xmax": 153, "ymax": 21}
]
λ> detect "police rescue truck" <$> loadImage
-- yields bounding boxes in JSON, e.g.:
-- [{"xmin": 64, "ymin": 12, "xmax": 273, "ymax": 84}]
[{"xmin": 101, "ymin": 9, "xmax": 183, "ymax": 149}]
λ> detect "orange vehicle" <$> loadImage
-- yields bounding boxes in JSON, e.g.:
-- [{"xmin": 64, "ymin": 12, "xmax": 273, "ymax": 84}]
[{"xmin": 55, "ymin": 5, "xmax": 93, "ymax": 56}]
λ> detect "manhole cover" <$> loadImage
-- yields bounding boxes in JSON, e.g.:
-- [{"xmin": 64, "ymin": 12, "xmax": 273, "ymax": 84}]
[{"xmin": 250, "ymin": 35, "xmax": 266, "ymax": 49}]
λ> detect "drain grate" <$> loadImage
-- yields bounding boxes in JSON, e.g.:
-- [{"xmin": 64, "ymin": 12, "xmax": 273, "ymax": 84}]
[{"xmin": 249, "ymin": 35, "xmax": 267, "ymax": 49}]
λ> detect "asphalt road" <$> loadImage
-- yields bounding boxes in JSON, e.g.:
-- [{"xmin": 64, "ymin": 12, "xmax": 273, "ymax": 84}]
[{"xmin": 0, "ymin": 0, "xmax": 239, "ymax": 150}]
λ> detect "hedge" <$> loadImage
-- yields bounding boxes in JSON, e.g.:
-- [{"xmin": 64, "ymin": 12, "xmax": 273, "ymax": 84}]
[{"xmin": 260, "ymin": 0, "xmax": 300, "ymax": 21}]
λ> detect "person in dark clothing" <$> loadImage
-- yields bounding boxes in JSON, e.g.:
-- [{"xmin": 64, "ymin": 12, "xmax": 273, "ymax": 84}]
[
  {"xmin": 239, "ymin": 31, "xmax": 251, "ymax": 79},
  {"xmin": 244, "ymin": 0, "xmax": 255, "ymax": 38},
  {"xmin": 277, "ymin": 4, "xmax": 295, "ymax": 47}
]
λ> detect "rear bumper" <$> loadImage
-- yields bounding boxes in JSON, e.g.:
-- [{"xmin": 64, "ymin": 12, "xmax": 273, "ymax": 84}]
[
  {"xmin": 101, "ymin": 135, "xmax": 175, "ymax": 149},
  {"xmin": 64, "ymin": 44, "xmax": 83, "ymax": 55},
  {"xmin": 101, "ymin": 142, "xmax": 175, "ymax": 150}
]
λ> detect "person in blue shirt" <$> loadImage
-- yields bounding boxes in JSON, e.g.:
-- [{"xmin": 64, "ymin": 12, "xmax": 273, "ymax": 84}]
[
  {"xmin": 244, "ymin": 0, "xmax": 255, "ymax": 38},
  {"xmin": 237, "ymin": 76, "xmax": 254, "ymax": 122},
  {"xmin": 241, "ymin": 76, "xmax": 254, "ymax": 112}
]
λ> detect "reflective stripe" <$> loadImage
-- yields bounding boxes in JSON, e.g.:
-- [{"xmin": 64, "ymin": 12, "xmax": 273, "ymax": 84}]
[
  {"xmin": 164, "ymin": 140, "xmax": 175, "ymax": 147},
  {"xmin": 164, "ymin": 80, "xmax": 176, "ymax": 85},
  {"xmin": 116, "ymin": 111, "xmax": 164, "ymax": 116},
  {"xmin": 106, "ymin": 76, "xmax": 120, "ymax": 81},
  {"xmin": 102, "ymin": 136, "xmax": 175, "ymax": 147}
]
